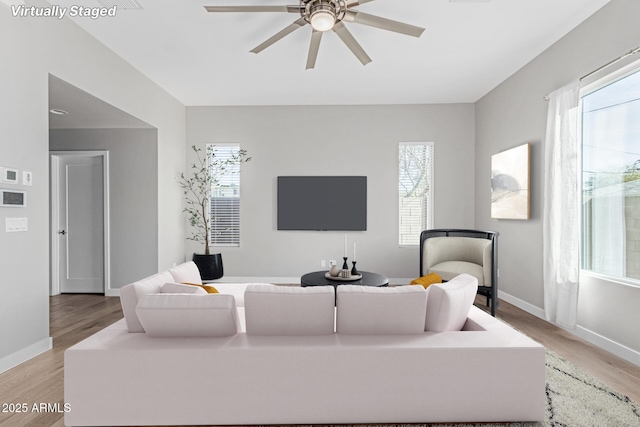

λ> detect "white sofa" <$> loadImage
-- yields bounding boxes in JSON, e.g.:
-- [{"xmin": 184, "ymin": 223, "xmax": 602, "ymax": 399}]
[{"xmin": 64, "ymin": 262, "xmax": 546, "ymax": 426}]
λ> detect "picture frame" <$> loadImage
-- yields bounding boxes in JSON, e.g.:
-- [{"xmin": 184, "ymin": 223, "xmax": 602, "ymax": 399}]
[{"xmin": 491, "ymin": 143, "xmax": 530, "ymax": 220}]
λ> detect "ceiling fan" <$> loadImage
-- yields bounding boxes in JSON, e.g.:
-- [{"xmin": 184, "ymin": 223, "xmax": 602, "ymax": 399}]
[{"xmin": 204, "ymin": 0, "xmax": 425, "ymax": 69}]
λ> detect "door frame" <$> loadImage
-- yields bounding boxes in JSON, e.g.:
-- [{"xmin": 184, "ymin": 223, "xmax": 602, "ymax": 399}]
[{"xmin": 50, "ymin": 151, "xmax": 112, "ymax": 296}]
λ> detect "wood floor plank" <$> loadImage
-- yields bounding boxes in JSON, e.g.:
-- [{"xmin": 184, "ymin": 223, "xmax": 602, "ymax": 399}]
[
  {"xmin": 487, "ymin": 296, "xmax": 640, "ymax": 404},
  {"xmin": 0, "ymin": 294, "xmax": 122, "ymax": 427},
  {"xmin": 0, "ymin": 293, "xmax": 638, "ymax": 427}
]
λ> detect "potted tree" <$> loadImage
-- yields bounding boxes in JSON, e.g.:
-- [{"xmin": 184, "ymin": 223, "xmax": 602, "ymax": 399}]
[{"xmin": 178, "ymin": 144, "xmax": 251, "ymax": 280}]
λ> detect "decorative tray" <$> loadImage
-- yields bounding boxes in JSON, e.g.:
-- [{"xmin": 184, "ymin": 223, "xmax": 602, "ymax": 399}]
[{"xmin": 325, "ymin": 272, "xmax": 362, "ymax": 281}]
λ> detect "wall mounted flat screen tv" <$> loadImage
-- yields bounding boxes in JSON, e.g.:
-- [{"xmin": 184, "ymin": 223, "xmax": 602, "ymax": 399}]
[{"xmin": 278, "ymin": 176, "xmax": 367, "ymax": 231}]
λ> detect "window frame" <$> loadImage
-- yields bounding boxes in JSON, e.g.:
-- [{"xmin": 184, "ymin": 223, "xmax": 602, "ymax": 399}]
[
  {"xmin": 579, "ymin": 57, "xmax": 640, "ymax": 288},
  {"xmin": 398, "ymin": 141, "xmax": 434, "ymax": 247},
  {"xmin": 207, "ymin": 143, "xmax": 244, "ymax": 247}
]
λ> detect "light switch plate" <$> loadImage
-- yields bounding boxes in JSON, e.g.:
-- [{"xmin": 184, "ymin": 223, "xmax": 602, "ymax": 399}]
[
  {"xmin": 23, "ymin": 171, "xmax": 33, "ymax": 186},
  {"xmin": 5, "ymin": 217, "xmax": 28, "ymax": 232}
]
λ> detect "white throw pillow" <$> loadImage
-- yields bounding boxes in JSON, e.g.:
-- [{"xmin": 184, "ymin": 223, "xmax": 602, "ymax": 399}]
[
  {"xmin": 120, "ymin": 271, "xmax": 175, "ymax": 333},
  {"xmin": 424, "ymin": 273, "xmax": 478, "ymax": 332},
  {"xmin": 161, "ymin": 282, "xmax": 208, "ymax": 294},
  {"xmin": 136, "ymin": 294, "xmax": 240, "ymax": 337},
  {"xmin": 168, "ymin": 261, "xmax": 203, "ymax": 284},
  {"xmin": 336, "ymin": 285, "xmax": 427, "ymax": 335},
  {"xmin": 244, "ymin": 285, "xmax": 335, "ymax": 335}
]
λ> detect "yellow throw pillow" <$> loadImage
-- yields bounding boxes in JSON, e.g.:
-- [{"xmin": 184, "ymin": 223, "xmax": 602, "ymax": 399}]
[
  {"xmin": 182, "ymin": 282, "xmax": 219, "ymax": 294},
  {"xmin": 410, "ymin": 273, "xmax": 442, "ymax": 289}
]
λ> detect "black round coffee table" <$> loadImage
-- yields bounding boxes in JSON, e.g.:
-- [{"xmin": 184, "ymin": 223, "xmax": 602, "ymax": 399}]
[{"xmin": 301, "ymin": 270, "xmax": 389, "ymax": 288}]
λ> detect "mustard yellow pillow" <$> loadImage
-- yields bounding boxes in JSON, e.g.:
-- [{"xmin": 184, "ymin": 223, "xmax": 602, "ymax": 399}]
[
  {"xmin": 182, "ymin": 282, "xmax": 219, "ymax": 294},
  {"xmin": 410, "ymin": 273, "xmax": 442, "ymax": 289}
]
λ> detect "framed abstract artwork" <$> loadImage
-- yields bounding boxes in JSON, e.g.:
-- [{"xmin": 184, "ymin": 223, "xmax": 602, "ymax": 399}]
[{"xmin": 491, "ymin": 143, "xmax": 530, "ymax": 220}]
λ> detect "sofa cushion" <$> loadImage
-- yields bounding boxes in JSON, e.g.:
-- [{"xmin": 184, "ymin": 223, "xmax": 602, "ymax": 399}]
[
  {"xmin": 244, "ymin": 285, "xmax": 335, "ymax": 336},
  {"xmin": 168, "ymin": 261, "xmax": 202, "ymax": 284},
  {"xmin": 120, "ymin": 271, "xmax": 174, "ymax": 333},
  {"xmin": 336, "ymin": 285, "xmax": 427, "ymax": 335},
  {"xmin": 136, "ymin": 294, "xmax": 240, "ymax": 337},
  {"xmin": 212, "ymin": 283, "xmax": 261, "ymax": 307},
  {"xmin": 160, "ymin": 282, "xmax": 208, "ymax": 295},
  {"xmin": 425, "ymin": 273, "xmax": 478, "ymax": 332}
]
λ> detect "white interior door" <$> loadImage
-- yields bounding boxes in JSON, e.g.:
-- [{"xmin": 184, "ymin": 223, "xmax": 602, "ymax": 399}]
[{"xmin": 57, "ymin": 155, "xmax": 105, "ymax": 293}]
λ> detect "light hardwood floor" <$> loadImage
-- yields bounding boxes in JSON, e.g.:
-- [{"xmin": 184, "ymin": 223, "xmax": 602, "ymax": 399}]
[{"xmin": 0, "ymin": 293, "xmax": 639, "ymax": 427}]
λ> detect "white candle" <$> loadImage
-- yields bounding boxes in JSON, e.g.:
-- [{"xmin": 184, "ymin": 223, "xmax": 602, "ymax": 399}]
[
  {"xmin": 353, "ymin": 243, "xmax": 356, "ymax": 262},
  {"xmin": 344, "ymin": 234, "xmax": 347, "ymax": 257}
]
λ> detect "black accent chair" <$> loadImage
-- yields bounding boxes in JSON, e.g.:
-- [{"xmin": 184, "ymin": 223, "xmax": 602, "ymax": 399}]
[{"xmin": 420, "ymin": 229, "xmax": 499, "ymax": 316}]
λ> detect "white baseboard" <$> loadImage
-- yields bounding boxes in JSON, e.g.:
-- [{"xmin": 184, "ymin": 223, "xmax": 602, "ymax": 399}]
[
  {"xmin": 105, "ymin": 288, "xmax": 120, "ymax": 297},
  {"xmin": 573, "ymin": 325, "xmax": 640, "ymax": 367},
  {"xmin": 498, "ymin": 290, "xmax": 640, "ymax": 367},
  {"xmin": 0, "ymin": 337, "xmax": 53, "ymax": 375},
  {"xmin": 497, "ymin": 290, "xmax": 546, "ymax": 319}
]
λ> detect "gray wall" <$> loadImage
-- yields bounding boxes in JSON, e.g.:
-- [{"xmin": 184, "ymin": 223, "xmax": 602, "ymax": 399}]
[
  {"xmin": 475, "ymin": 0, "xmax": 640, "ymax": 361},
  {"xmin": 0, "ymin": 10, "xmax": 186, "ymax": 373},
  {"xmin": 50, "ymin": 129, "xmax": 159, "ymax": 290},
  {"xmin": 186, "ymin": 104, "xmax": 476, "ymax": 282}
]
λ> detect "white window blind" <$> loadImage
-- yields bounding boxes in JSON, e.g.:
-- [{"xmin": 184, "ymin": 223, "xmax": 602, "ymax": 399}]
[
  {"xmin": 398, "ymin": 142, "xmax": 434, "ymax": 246},
  {"xmin": 208, "ymin": 144, "xmax": 242, "ymax": 246}
]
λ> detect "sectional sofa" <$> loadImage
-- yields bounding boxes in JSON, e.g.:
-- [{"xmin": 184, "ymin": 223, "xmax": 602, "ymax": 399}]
[{"xmin": 64, "ymin": 262, "xmax": 546, "ymax": 426}]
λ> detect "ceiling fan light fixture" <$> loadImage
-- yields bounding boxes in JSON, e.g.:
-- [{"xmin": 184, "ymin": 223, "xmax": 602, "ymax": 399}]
[
  {"xmin": 310, "ymin": 10, "xmax": 335, "ymax": 31},
  {"xmin": 309, "ymin": 2, "xmax": 336, "ymax": 32}
]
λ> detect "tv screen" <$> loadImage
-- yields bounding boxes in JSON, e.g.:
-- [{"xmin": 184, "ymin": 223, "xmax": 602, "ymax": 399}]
[{"xmin": 277, "ymin": 176, "xmax": 367, "ymax": 231}]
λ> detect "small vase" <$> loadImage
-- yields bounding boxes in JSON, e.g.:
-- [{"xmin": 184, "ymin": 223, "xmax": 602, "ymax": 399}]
[{"xmin": 329, "ymin": 264, "xmax": 341, "ymax": 277}]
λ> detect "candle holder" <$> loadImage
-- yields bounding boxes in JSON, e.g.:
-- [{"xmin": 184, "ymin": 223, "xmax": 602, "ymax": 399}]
[
  {"xmin": 351, "ymin": 261, "xmax": 359, "ymax": 276},
  {"xmin": 342, "ymin": 257, "xmax": 349, "ymax": 270}
]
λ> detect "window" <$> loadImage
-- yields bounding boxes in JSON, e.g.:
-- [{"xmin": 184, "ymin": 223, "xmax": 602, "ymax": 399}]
[
  {"xmin": 581, "ymin": 64, "xmax": 640, "ymax": 283},
  {"xmin": 398, "ymin": 142, "xmax": 433, "ymax": 246},
  {"xmin": 208, "ymin": 144, "xmax": 244, "ymax": 246}
]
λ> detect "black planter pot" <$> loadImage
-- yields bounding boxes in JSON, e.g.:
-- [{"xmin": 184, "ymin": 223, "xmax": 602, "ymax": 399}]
[{"xmin": 192, "ymin": 253, "xmax": 223, "ymax": 281}]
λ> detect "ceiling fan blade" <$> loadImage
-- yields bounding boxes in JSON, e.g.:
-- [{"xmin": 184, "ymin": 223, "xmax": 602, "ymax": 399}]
[
  {"xmin": 346, "ymin": 0, "xmax": 376, "ymax": 6},
  {"xmin": 306, "ymin": 30, "xmax": 323, "ymax": 70},
  {"xmin": 332, "ymin": 22, "xmax": 371, "ymax": 66},
  {"xmin": 204, "ymin": 5, "xmax": 301, "ymax": 13},
  {"xmin": 346, "ymin": 10, "xmax": 425, "ymax": 38},
  {"xmin": 250, "ymin": 18, "xmax": 308, "ymax": 54}
]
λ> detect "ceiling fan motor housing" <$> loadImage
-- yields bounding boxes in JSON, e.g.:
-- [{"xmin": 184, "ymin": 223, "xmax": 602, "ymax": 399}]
[{"xmin": 303, "ymin": 0, "xmax": 347, "ymax": 30}]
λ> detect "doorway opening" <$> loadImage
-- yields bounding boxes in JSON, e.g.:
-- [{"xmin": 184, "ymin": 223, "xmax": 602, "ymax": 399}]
[
  {"xmin": 50, "ymin": 151, "xmax": 110, "ymax": 295},
  {"xmin": 48, "ymin": 74, "xmax": 158, "ymax": 297}
]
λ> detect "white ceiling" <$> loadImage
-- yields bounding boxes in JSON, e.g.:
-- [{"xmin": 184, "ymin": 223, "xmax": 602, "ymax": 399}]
[{"xmin": 50, "ymin": 0, "xmax": 611, "ymax": 106}]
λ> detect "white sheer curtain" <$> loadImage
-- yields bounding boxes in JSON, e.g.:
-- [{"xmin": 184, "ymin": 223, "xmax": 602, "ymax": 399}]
[
  {"xmin": 583, "ymin": 107, "xmax": 627, "ymax": 277},
  {"xmin": 543, "ymin": 81, "xmax": 581, "ymax": 329}
]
